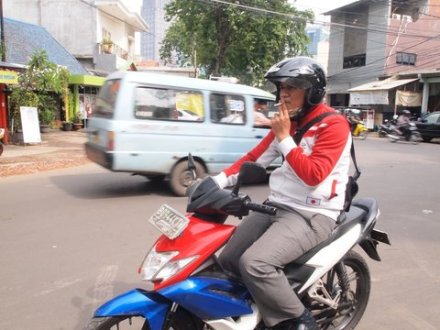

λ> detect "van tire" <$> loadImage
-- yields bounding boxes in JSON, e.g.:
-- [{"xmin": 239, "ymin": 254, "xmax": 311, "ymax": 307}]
[
  {"xmin": 146, "ymin": 174, "xmax": 165, "ymax": 183},
  {"xmin": 170, "ymin": 160, "xmax": 206, "ymax": 196}
]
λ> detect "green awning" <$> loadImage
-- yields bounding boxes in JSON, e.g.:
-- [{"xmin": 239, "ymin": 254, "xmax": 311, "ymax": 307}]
[{"xmin": 69, "ymin": 74, "xmax": 106, "ymax": 87}]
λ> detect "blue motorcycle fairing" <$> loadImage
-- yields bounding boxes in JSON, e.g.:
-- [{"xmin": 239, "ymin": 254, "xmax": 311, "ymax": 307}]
[
  {"xmin": 159, "ymin": 276, "xmax": 253, "ymax": 320},
  {"xmin": 94, "ymin": 289, "xmax": 171, "ymax": 330}
]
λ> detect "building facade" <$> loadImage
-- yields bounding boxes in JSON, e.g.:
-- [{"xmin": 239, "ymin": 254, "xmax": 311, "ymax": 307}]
[
  {"xmin": 140, "ymin": 0, "xmax": 171, "ymax": 64},
  {"xmin": 306, "ymin": 25, "xmax": 330, "ymax": 73},
  {"xmin": 325, "ymin": 0, "xmax": 440, "ymax": 122},
  {"xmin": 4, "ymin": 0, "xmax": 149, "ymax": 75}
]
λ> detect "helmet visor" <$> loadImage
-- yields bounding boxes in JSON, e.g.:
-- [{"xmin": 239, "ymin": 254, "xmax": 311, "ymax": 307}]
[{"xmin": 284, "ymin": 78, "xmax": 313, "ymax": 89}]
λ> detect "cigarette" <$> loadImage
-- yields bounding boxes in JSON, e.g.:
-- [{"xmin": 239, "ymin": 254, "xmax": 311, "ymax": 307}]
[{"xmin": 274, "ymin": 103, "xmax": 282, "ymax": 107}]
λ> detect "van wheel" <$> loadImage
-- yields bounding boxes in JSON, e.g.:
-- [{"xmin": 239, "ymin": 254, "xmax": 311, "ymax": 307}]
[
  {"xmin": 170, "ymin": 160, "xmax": 206, "ymax": 196},
  {"xmin": 146, "ymin": 174, "xmax": 165, "ymax": 183}
]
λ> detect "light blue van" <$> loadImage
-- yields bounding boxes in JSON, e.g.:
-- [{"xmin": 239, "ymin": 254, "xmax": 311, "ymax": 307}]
[{"xmin": 85, "ymin": 71, "xmax": 278, "ymax": 195}]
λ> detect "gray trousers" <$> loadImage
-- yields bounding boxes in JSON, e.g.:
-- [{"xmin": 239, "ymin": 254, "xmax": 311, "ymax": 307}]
[{"xmin": 218, "ymin": 206, "xmax": 336, "ymax": 327}]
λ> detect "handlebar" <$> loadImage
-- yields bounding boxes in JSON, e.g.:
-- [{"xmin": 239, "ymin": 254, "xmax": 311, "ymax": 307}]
[{"xmin": 244, "ymin": 200, "xmax": 277, "ymax": 216}]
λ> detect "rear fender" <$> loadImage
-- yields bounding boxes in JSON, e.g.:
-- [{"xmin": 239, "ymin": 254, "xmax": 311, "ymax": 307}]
[
  {"xmin": 359, "ymin": 229, "xmax": 391, "ymax": 262},
  {"xmin": 94, "ymin": 289, "xmax": 171, "ymax": 329}
]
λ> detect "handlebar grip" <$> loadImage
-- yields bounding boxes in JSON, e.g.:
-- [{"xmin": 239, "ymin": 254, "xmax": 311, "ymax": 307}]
[{"xmin": 245, "ymin": 201, "xmax": 277, "ymax": 215}]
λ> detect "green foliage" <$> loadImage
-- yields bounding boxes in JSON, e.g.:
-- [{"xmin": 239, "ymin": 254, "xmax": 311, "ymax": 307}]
[
  {"xmin": 68, "ymin": 89, "xmax": 77, "ymax": 121},
  {"xmin": 19, "ymin": 50, "xmax": 70, "ymax": 93},
  {"xmin": 9, "ymin": 50, "xmax": 71, "ymax": 130},
  {"xmin": 40, "ymin": 107, "xmax": 56, "ymax": 125},
  {"xmin": 160, "ymin": 0, "xmax": 313, "ymax": 86},
  {"xmin": 9, "ymin": 89, "xmax": 39, "ymax": 130}
]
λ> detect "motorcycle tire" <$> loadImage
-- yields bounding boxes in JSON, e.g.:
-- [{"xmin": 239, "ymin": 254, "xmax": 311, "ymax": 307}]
[
  {"xmin": 313, "ymin": 250, "xmax": 371, "ymax": 330},
  {"xmin": 86, "ymin": 308, "xmax": 203, "ymax": 330},
  {"xmin": 410, "ymin": 132, "xmax": 421, "ymax": 144},
  {"xmin": 0, "ymin": 144, "xmax": 3, "ymax": 156},
  {"xmin": 169, "ymin": 159, "xmax": 206, "ymax": 197},
  {"xmin": 359, "ymin": 130, "xmax": 368, "ymax": 140},
  {"xmin": 378, "ymin": 130, "xmax": 387, "ymax": 138}
]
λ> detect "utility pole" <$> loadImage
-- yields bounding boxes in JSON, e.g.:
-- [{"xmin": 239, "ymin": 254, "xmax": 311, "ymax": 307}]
[{"xmin": 0, "ymin": 0, "xmax": 5, "ymax": 61}]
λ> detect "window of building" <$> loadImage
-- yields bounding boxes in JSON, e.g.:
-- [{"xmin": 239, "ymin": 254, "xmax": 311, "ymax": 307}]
[
  {"xmin": 390, "ymin": 0, "xmax": 427, "ymax": 22},
  {"xmin": 396, "ymin": 52, "xmax": 417, "ymax": 65},
  {"xmin": 210, "ymin": 94, "xmax": 246, "ymax": 125},
  {"xmin": 134, "ymin": 87, "xmax": 204, "ymax": 122},
  {"xmin": 343, "ymin": 54, "xmax": 366, "ymax": 69}
]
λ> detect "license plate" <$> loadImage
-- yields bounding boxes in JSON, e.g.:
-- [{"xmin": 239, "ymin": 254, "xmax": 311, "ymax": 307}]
[{"xmin": 148, "ymin": 204, "xmax": 189, "ymax": 239}]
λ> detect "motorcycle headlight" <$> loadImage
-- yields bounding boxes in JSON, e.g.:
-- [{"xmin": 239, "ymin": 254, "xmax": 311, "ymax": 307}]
[{"xmin": 139, "ymin": 249, "xmax": 198, "ymax": 282}]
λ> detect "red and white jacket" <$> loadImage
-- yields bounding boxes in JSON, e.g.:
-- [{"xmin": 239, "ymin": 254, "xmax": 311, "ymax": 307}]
[{"xmin": 214, "ymin": 103, "xmax": 352, "ymax": 220}]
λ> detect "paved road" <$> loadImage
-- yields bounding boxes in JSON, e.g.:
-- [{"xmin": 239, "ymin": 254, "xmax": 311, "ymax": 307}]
[{"xmin": 0, "ymin": 137, "xmax": 439, "ymax": 330}]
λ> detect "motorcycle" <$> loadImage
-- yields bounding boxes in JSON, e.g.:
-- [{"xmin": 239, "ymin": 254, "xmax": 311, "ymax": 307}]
[
  {"xmin": 349, "ymin": 121, "xmax": 368, "ymax": 140},
  {"xmin": 0, "ymin": 128, "xmax": 5, "ymax": 156},
  {"xmin": 87, "ymin": 156, "xmax": 390, "ymax": 330},
  {"xmin": 377, "ymin": 119, "xmax": 396, "ymax": 138},
  {"xmin": 387, "ymin": 122, "xmax": 421, "ymax": 144}
]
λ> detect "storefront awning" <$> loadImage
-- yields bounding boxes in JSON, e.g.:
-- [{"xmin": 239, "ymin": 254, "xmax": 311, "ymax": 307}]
[
  {"xmin": 69, "ymin": 74, "xmax": 106, "ymax": 87},
  {"xmin": 348, "ymin": 77, "xmax": 419, "ymax": 105},
  {"xmin": 348, "ymin": 78, "xmax": 419, "ymax": 92},
  {"xmin": 0, "ymin": 69, "xmax": 19, "ymax": 84}
]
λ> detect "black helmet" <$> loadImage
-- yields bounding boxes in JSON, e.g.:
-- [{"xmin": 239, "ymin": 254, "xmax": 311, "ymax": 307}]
[{"xmin": 264, "ymin": 56, "xmax": 326, "ymax": 108}]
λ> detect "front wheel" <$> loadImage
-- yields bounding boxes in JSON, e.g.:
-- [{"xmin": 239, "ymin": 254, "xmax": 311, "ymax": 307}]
[
  {"xmin": 358, "ymin": 130, "xmax": 368, "ymax": 140},
  {"xmin": 312, "ymin": 250, "xmax": 371, "ymax": 330},
  {"xmin": 410, "ymin": 132, "xmax": 421, "ymax": 144}
]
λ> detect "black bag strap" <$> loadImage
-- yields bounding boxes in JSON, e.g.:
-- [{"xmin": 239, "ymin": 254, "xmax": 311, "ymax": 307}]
[
  {"xmin": 350, "ymin": 140, "xmax": 361, "ymax": 180},
  {"xmin": 293, "ymin": 112, "xmax": 361, "ymax": 179},
  {"xmin": 293, "ymin": 112, "xmax": 338, "ymax": 144}
]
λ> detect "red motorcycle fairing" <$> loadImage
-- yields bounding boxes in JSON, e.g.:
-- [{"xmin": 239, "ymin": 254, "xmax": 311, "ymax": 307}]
[{"xmin": 152, "ymin": 214, "xmax": 235, "ymax": 290}]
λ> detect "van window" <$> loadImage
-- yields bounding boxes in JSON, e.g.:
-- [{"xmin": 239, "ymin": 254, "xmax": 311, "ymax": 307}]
[
  {"xmin": 94, "ymin": 79, "xmax": 121, "ymax": 118},
  {"xmin": 210, "ymin": 94, "xmax": 246, "ymax": 125},
  {"xmin": 134, "ymin": 87, "xmax": 204, "ymax": 122}
]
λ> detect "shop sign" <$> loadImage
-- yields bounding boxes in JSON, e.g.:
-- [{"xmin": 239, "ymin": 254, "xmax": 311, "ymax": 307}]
[{"xmin": 0, "ymin": 70, "xmax": 19, "ymax": 84}]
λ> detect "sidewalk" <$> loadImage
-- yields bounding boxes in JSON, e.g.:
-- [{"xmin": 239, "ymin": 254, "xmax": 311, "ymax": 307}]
[{"xmin": 0, "ymin": 130, "xmax": 89, "ymax": 178}]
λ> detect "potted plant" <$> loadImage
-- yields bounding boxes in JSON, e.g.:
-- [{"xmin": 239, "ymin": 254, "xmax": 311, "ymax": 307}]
[
  {"xmin": 72, "ymin": 112, "xmax": 83, "ymax": 131},
  {"xmin": 102, "ymin": 37, "xmax": 113, "ymax": 54},
  {"xmin": 62, "ymin": 121, "xmax": 73, "ymax": 131},
  {"xmin": 39, "ymin": 108, "xmax": 55, "ymax": 133}
]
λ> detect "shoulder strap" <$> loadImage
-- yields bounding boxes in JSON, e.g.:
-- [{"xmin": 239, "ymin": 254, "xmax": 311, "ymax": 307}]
[
  {"xmin": 350, "ymin": 141, "xmax": 361, "ymax": 180},
  {"xmin": 293, "ymin": 112, "xmax": 338, "ymax": 144},
  {"xmin": 293, "ymin": 111, "xmax": 361, "ymax": 179}
]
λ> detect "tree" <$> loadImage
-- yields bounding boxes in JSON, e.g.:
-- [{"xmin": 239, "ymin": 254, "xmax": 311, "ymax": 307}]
[
  {"xmin": 10, "ymin": 50, "xmax": 71, "ymax": 130},
  {"xmin": 160, "ymin": 0, "xmax": 313, "ymax": 86}
]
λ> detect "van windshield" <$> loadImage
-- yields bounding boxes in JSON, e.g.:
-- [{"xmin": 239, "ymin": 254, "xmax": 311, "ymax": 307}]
[{"xmin": 94, "ymin": 79, "xmax": 120, "ymax": 118}]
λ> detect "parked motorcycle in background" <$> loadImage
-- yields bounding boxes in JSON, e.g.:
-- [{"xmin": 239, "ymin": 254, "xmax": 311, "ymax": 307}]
[
  {"xmin": 86, "ymin": 155, "xmax": 390, "ymax": 330},
  {"xmin": 387, "ymin": 121, "xmax": 421, "ymax": 144},
  {"xmin": 378, "ymin": 118, "xmax": 397, "ymax": 138},
  {"xmin": 0, "ymin": 128, "xmax": 5, "ymax": 156}
]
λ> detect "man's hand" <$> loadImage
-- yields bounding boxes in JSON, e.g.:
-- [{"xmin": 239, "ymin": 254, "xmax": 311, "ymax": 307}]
[{"xmin": 271, "ymin": 102, "xmax": 291, "ymax": 142}]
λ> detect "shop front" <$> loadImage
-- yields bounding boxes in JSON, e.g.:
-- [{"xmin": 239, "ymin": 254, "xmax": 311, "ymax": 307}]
[
  {"xmin": 68, "ymin": 74, "xmax": 105, "ymax": 126},
  {"xmin": 0, "ymin": 66, "xmax": 21, "ymax": 143}
]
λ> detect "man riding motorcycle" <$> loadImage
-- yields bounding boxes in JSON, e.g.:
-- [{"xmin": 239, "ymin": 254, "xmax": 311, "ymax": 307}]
[
  {"xmin": 213, "ymin": 57, "xmax": 352, "ymax": 330},
  {"xmin": 396, "ymin": 110, "xmax": 412, "ymax": 139}
]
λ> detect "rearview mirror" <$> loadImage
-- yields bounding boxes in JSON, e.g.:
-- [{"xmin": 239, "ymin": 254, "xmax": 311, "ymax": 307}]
[
  {"xmin": 239, "ymin": 162, "xmax": 267, "ymax": 185},
  {"xmin": 231, "ymin": 162, "xmax": 267, "ymax": 196}
]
